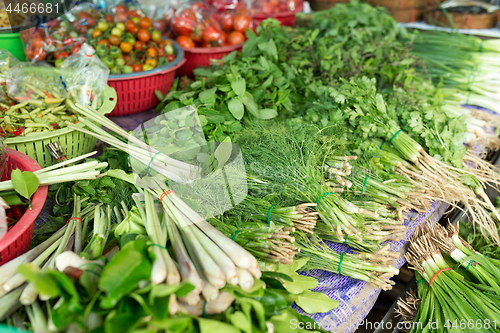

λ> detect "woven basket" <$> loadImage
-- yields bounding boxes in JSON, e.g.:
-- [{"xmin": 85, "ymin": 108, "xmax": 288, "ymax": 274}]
[
  {"xmin": 4, "ymin": 86, "xmax": 117, "ymax": 168},
  {"xmin": 369, "ymin": 0, "xmax": 424, "ymax": 8},
  {"xmin": 391, "ymin": 7, "xmax": 424, "ymax": 21},
  {"xmin": 308, "ymin": 0, "xmax": 349, "ymax": 11},
  {"xmin": 425, "ymin": 10, "xmax": 498, "ymax": 29}
]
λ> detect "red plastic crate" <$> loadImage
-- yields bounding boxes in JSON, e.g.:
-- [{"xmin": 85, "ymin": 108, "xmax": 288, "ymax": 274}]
[
  {"xmin": 177, "ymin": 44, "xmax": 243, "ymax": 78},
  {"xmin": 0, "ymin": 149, "xmax": 48, "ymax": 265},
  {"xmin": 107, "ymin": 58, "xmax": 186, "ymax": 116}
]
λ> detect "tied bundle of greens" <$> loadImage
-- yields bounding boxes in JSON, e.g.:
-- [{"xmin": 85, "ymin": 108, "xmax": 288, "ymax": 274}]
[{"xmin": 397, "ymin": 223, "xmax": 500, "ymax": 332}]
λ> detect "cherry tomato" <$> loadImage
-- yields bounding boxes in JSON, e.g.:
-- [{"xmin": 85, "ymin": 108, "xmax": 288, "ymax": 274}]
[
  {"xmin": 151, "ymin": 30, "xmax": 162, "ymax": 42},
  {"xmin": 137, "ymin": 29, "xmax": 150, "ymax": 42},
  {"xmin": 165, "ymin": 40, "xmax": 173, "ymax": 46},
  {"xmin": 227, "ymin": 31, "xmax": 245, "ymax": 45},
  {"xmin": 191, "ymin": 22, "xmax": 205, "ymax": 43},
  {"xmin": 97, "ymin": 39, "xmax": 111, "ymax": 48},
  {"xmin": 127, "ymin": 10, "xmax": 139, "ymax": 18},
  {"xmin": 145, "ymin": 58, "xmax": 157, "ymax": 68},
  {"xmin": 176, "ymin": 35, "xmax": 195, "ymax": 48},
  {"xmin": 28, "ymin": 27, "xmax": 44, "ymax": 39},
  {"xmin": 236, "ymin": 6, "xmax": 250, "ymax": 15},
  {"xmin": 32, "ymin": 37, "xmax": 45, "ymax": 49},
  {"xmin": 71, "ymin": 43, "xmax": 82, "ymax": 54},
  {"xmin": 63, "ymin": 37, "xmax": 74, "ymax": 46},
  {"xmin": 109, "ymin": 34, "xmax": 121, "ymax": 45},
  {"xmin": 202, "ymin": 26, "xmax": 225, "ymax": 46},
  {"xmin": 132, "ymin": 63, "xmax": 143, "ymax": 72},
  {"xmin": 124, "ymin": 54, "xmax": 132, "ymax": 64},
  {"xmin": 20, "ymin": 30, "xmax": 30, "ymax": 42},
  {"xmin": 115, "ymin": 12, "xmax": 128, "ymax": 23},
  {"xmin": 233, "ymin": 15, "xmax": 251, "ymax": 33},
  {"xmin": 166, "ymin": 54, "xmax": 175, "ymax": 62},
  {"xmin": 146, "ymin": 47, "xmax": 158, "ymax": 58},
  {"xmin": 219, "ymin": 11, "xmax": 234, "ymax": 32},
  {"xmin": 24, "ymin": 47, "xmax": 34, "ymax": 60},
  {"xmin": 105, "ymin": 14, "xmax": 113, "ymax": 22},
  {"xmin": 92, "ymin": 29, "xmax": 102, "ymax": 38},
  {"xmin": 134, "ymin": 40, "xmax": 145, "ymax": 51},
  {"xmin": 115, "ymin": 4, "xmax": 127, "ymax": 13},
  {"xmin": 172, "ymin": 10, "xmax": 196, "ymax": 36},
  {"xmin": 55, "ymin": 51, "xmax": 70, "ymax": 59},
  {"xmin": 153, "ymin": 19, "xmax": 168, "ymax": 34},
  {"xmin": 139, "ymin": 17, "xmax": 152, "ymax": 29},
  {"xmin": 158, "ymin": 40, "xmax": 166, "ymax": 48},
  {"xmin": 125, "ymin": 20, "xmax": 139, "ymax": 34},
  {"xmin": 33, "ymin": 48, "xmax": 47, "ymax": 61},
  {"xmin": 158, "ymin": 48, "xmax": 165, "ymax": 57},
  {"xmin": 120, "ymin": 41, "xmax": 133, "ymax": 53},
  {"xmin": 44, "ymin": 36, "xmax": 55, "ymax": 46}
]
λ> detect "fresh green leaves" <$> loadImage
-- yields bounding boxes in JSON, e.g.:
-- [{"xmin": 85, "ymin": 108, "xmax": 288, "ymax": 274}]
[
  {"xmin": 11, "ymin": 169, "xmax": 39, "ymax": 201},
  {"xmin": 295, "ymin": 291, "xmax": 339, "ymax": 313},
  {"xmin": 228, "ymin": 98, "xmax": 245, "ymax": 120}
]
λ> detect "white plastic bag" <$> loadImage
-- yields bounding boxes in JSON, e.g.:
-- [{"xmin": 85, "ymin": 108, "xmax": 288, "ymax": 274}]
[{"xmin": 60, "ymin": 43, "xmax": 109, "ymax": 107}]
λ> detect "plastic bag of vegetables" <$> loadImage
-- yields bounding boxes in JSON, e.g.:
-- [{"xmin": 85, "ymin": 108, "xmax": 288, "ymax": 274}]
[
  {"xmin": 5, "ymin": 62, "xmax": 66, "ymax": 107},
  {"xmin": 60, "ymin": 43, "xmax": 109, "ymax": 107},
  {"xmin": 0, "ymin": 49, "xmax": 20, "ymax": 102}
]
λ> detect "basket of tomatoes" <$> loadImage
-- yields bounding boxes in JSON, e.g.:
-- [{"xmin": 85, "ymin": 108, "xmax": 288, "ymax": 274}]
[
  {"xmin": 0, "ymin": 149, "xmax": 48, "ymax": 265},
  {"xmin": 173, "ymin": 2, "xmax": 252, "ymax": 77},
  {"xmin": 250, "ymin": 0, "xmax": 304, "ymax": 26}
]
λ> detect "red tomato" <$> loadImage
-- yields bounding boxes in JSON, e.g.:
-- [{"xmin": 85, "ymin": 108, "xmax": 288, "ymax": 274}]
[
  {"xmin": 172, "ymin": 10, "xmax": 196, "ymax": 36},
  {"xmin": 158, "ymin": 48, "xmax": 165, "ymax": 57},
  {"xmin": 236, "ymin": 6, "xmax": 249, "ymax": 15},
  {"xmin": 33, "ymin": 48, "xmax": 47, "ymax": 61},
  {"xmin": 55, "ymin": 51, "xmax": 70, "ymax": 59},
  {"xmin": 146, "ymin": 47, "xmax": 158, "ymax": 57},
  {"xmin": 278, "ymin": 3, "xmax": 288, "ymax": 11},
  {"xmin": 262, "ymin": 2, "xmax": 276, "ymax": 14},
  {"xmin": 139, "ymin": 17, "xmax": 152, "ymax": 29},
  {"xmin": 46, "ymin": 19, "xmax": 60, "ymax": 29},
  {"xmin": 28, "ymin": 27, "xmax": 45, "ymax": 39},
  {"xmin": 63, "ymin": 37, "xmax": 74, "ymax": 46},
  {"xmin": 105, "ymin": 14, "xmax": 113, "ymax": 22},
  {"xmin": 127, "ymin": 10, "xmax": 139, "ymax": 18},
  {"xmin": 44, "ymin": 36, "xmax": 55, "ymax": 46},
  {"xmin": 71, "ymin": 44, "xmax": 82, "ymax": 54},
  {"xmin": 125, "ymin": 20, "xmax": 139, "ymax": 34},
  {"xmin": 190, "ymin": 22, "xmax": 206, "ymax": 43},
  {"xmin": 137, "ymin": 29, "xmax": 150, "ymax": 42},
  {"xmin": 219, "ymin": 11, "xmax": 234, "ymax": 32},
  {"xmin": 115, "ymin": 12, "xmax": 128, "ymax": 22},
  {"xmin": 176, "ymin": 35, "xmax": 195, "ymax": 48},
  {"xmin": 32, "ymin": 37, "xmax": 45, "ymax": 49},
  {"xmin": 115, "ymin": 4, "xmax": 127, "ymax": 13},
  {"xmin": 124, "ymin": 54, "xmax": 132, "ymax": 64},
  {"xmin": 77, "ymin": 11, "xmax": 90, "ymax": 21},
  {"xmin": 24, "ymin": 47, "xmax": 34, "ymax": 60},
  {"xmin": 202, "ymin": 26, "xmax": 225, "ymax": 46},
  {"xmin": 132, "ymin": 63, "xmax": 143, "ymax": 72},
  {"xmin": 166, "ymin": 54, "xmax": 175, "ymax": 61},
  {"xmin": 20, "ymin": 30, "xmax": 30, "ymax": 42},
  {"xmin": 227, "ymin": 31, "xmax": 245, "ymax": 45},
  {"xmin": 233, "ymin": 15, "xmax": 251, "ymax": 33},
  {"xmin": 134, "ymin": 41, "xmax": 145, "ymax": 51}
]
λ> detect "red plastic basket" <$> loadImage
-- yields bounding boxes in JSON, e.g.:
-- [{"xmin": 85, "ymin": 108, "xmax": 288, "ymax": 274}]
[
  {"xmin": 105, "ymin": 40, "xmax": 186, "ymax": 116},
  {"xmin": 177, "ymin": 43, "xmax": 243, "ymax": 78},
  {"xmin": 252, "ymin": 2, "xmax": 304, "ymax": 26},
  {"xmin": 0, "ymin": 149, "xmax": 48, "ymax": 265}
]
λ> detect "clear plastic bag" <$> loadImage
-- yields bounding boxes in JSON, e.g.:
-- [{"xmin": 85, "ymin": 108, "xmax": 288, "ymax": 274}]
[
  {"xmin": 0, "ymin": 49, "xmax": 20, "ymax": 102},
  {"xmin": 104, "ymin": 0, "xmax": 147, "ymax": 22},
  {"xmin": 143, "ymin": 0, "xmax": 181, "ymax": 37},
  {"xmin": 5, "ymin": 62, "xmax": 66, "ymax": 107},
  {"xmin": 249, "ymin": 0, "xmax": 303, "ymax": 15},
  {"xmin": 60, "ymin": 43, "xmax": 109, "ymax": 107}
]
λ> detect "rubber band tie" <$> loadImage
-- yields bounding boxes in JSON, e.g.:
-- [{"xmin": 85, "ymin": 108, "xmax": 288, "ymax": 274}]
[
  {"xmin": 146, "ymin": 151, "xmax": 162, "ymax": 175},
  {"xmin": 416, "ymin": 279, "xmax": 427, "ymax": 285},
  {"xmin": 267, "ymin": 205, "xmax": 276, "ymax": 225},
  {"xmin": 389, "ymin": 129, "xmax": 402, "ymax": 143},
  {"xmin": 429, "ymin": 267, "xmax": 452, "ymax": 286},
  {"xmin": 315, "ymin": 192, "xmax": 336, "ymax": 203},
  {"xmin": 466, "ymin": 260, "xmax": 475, "ymax": 271},
  {"xmin": 355, "ymin": 175, "xmax": 369, "ymax": 200},
  {"xmin": 231, "ymin": 221, "xmax": 242, "ymax": 240},
  {"xmin": 67, "ymin": 217, "xmax": 83, "ymax": 225},
  {"xmin": 202, "ymin": 301, "xmax": 207, "ymax": 318},
  {"xmin": 148, "ymin": 243, "xmax": 169, "ymax": 251},
  {"xmin": 160, "ymin": 190, "xmax": 174, "ymax": 203},
  {"xmin": 379, "ymin": 140, "xmax": 386, "ymax": 150},
  {"xmin": 338, "ymin": 252, "xmax": 344, "ymax": 274}
]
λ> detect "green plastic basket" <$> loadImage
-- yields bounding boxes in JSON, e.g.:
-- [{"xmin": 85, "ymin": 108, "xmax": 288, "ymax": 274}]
[
  {"xmin": 0, "ymin": 30, "xmax": 26, "ymax": 61},
  {"xmin": 4, "ymin": 86, "xmax": 117, "ymax": 168}
]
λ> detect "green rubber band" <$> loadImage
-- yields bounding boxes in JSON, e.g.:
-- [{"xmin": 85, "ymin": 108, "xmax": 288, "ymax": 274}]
[
  {"xmin": 315, "ymin": 192, "xmax": 336, "ymax": 203},
  {"xmin": 466, "ymin": 260, "xmax": 474, "ymax": 271},
  {"xmin": 416, "ymin": 279, "xmax": 427, "ymax": 284},
  {"xmin": 202, "ymin": 301, "xmax": 207, "ymax": 318},
  {"xmin": 379, "ymin": 140, "xmax": 385, "ymax": 150},
  {"xmin": 355, "ymin": 175, "xmax": 369, "ymax": 200},
  {"xmin": 83, "ymin": 269, "xmax": 100, "ymax": 277},
  {"xmin": 267, "ymin": 205, "xmax": 276, "ymax": 225},
  {"xmin": 147, "ymin": 243, "xmax": 169, "ymax": 251},
  {"xmin": 145, "ymin": 151, "xmax": 162, "ymax": 175},
  {"xmin": 389, "ymin": 129, "xmax": 402, "ymax": 143},
  {"xmin": 230, "ymin": 229, "xmax": 240, "ymax": 240},
  {"xmin": 338, "ymin": 252, "xmax": 344, "ymax": 274},
  {"xmin": 466, "ymin": 91, "xmax": 472, "ymax": 105},
  {"xmin": 343, "ymin": 235, "xmax": 348, "ymax": 245}
]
